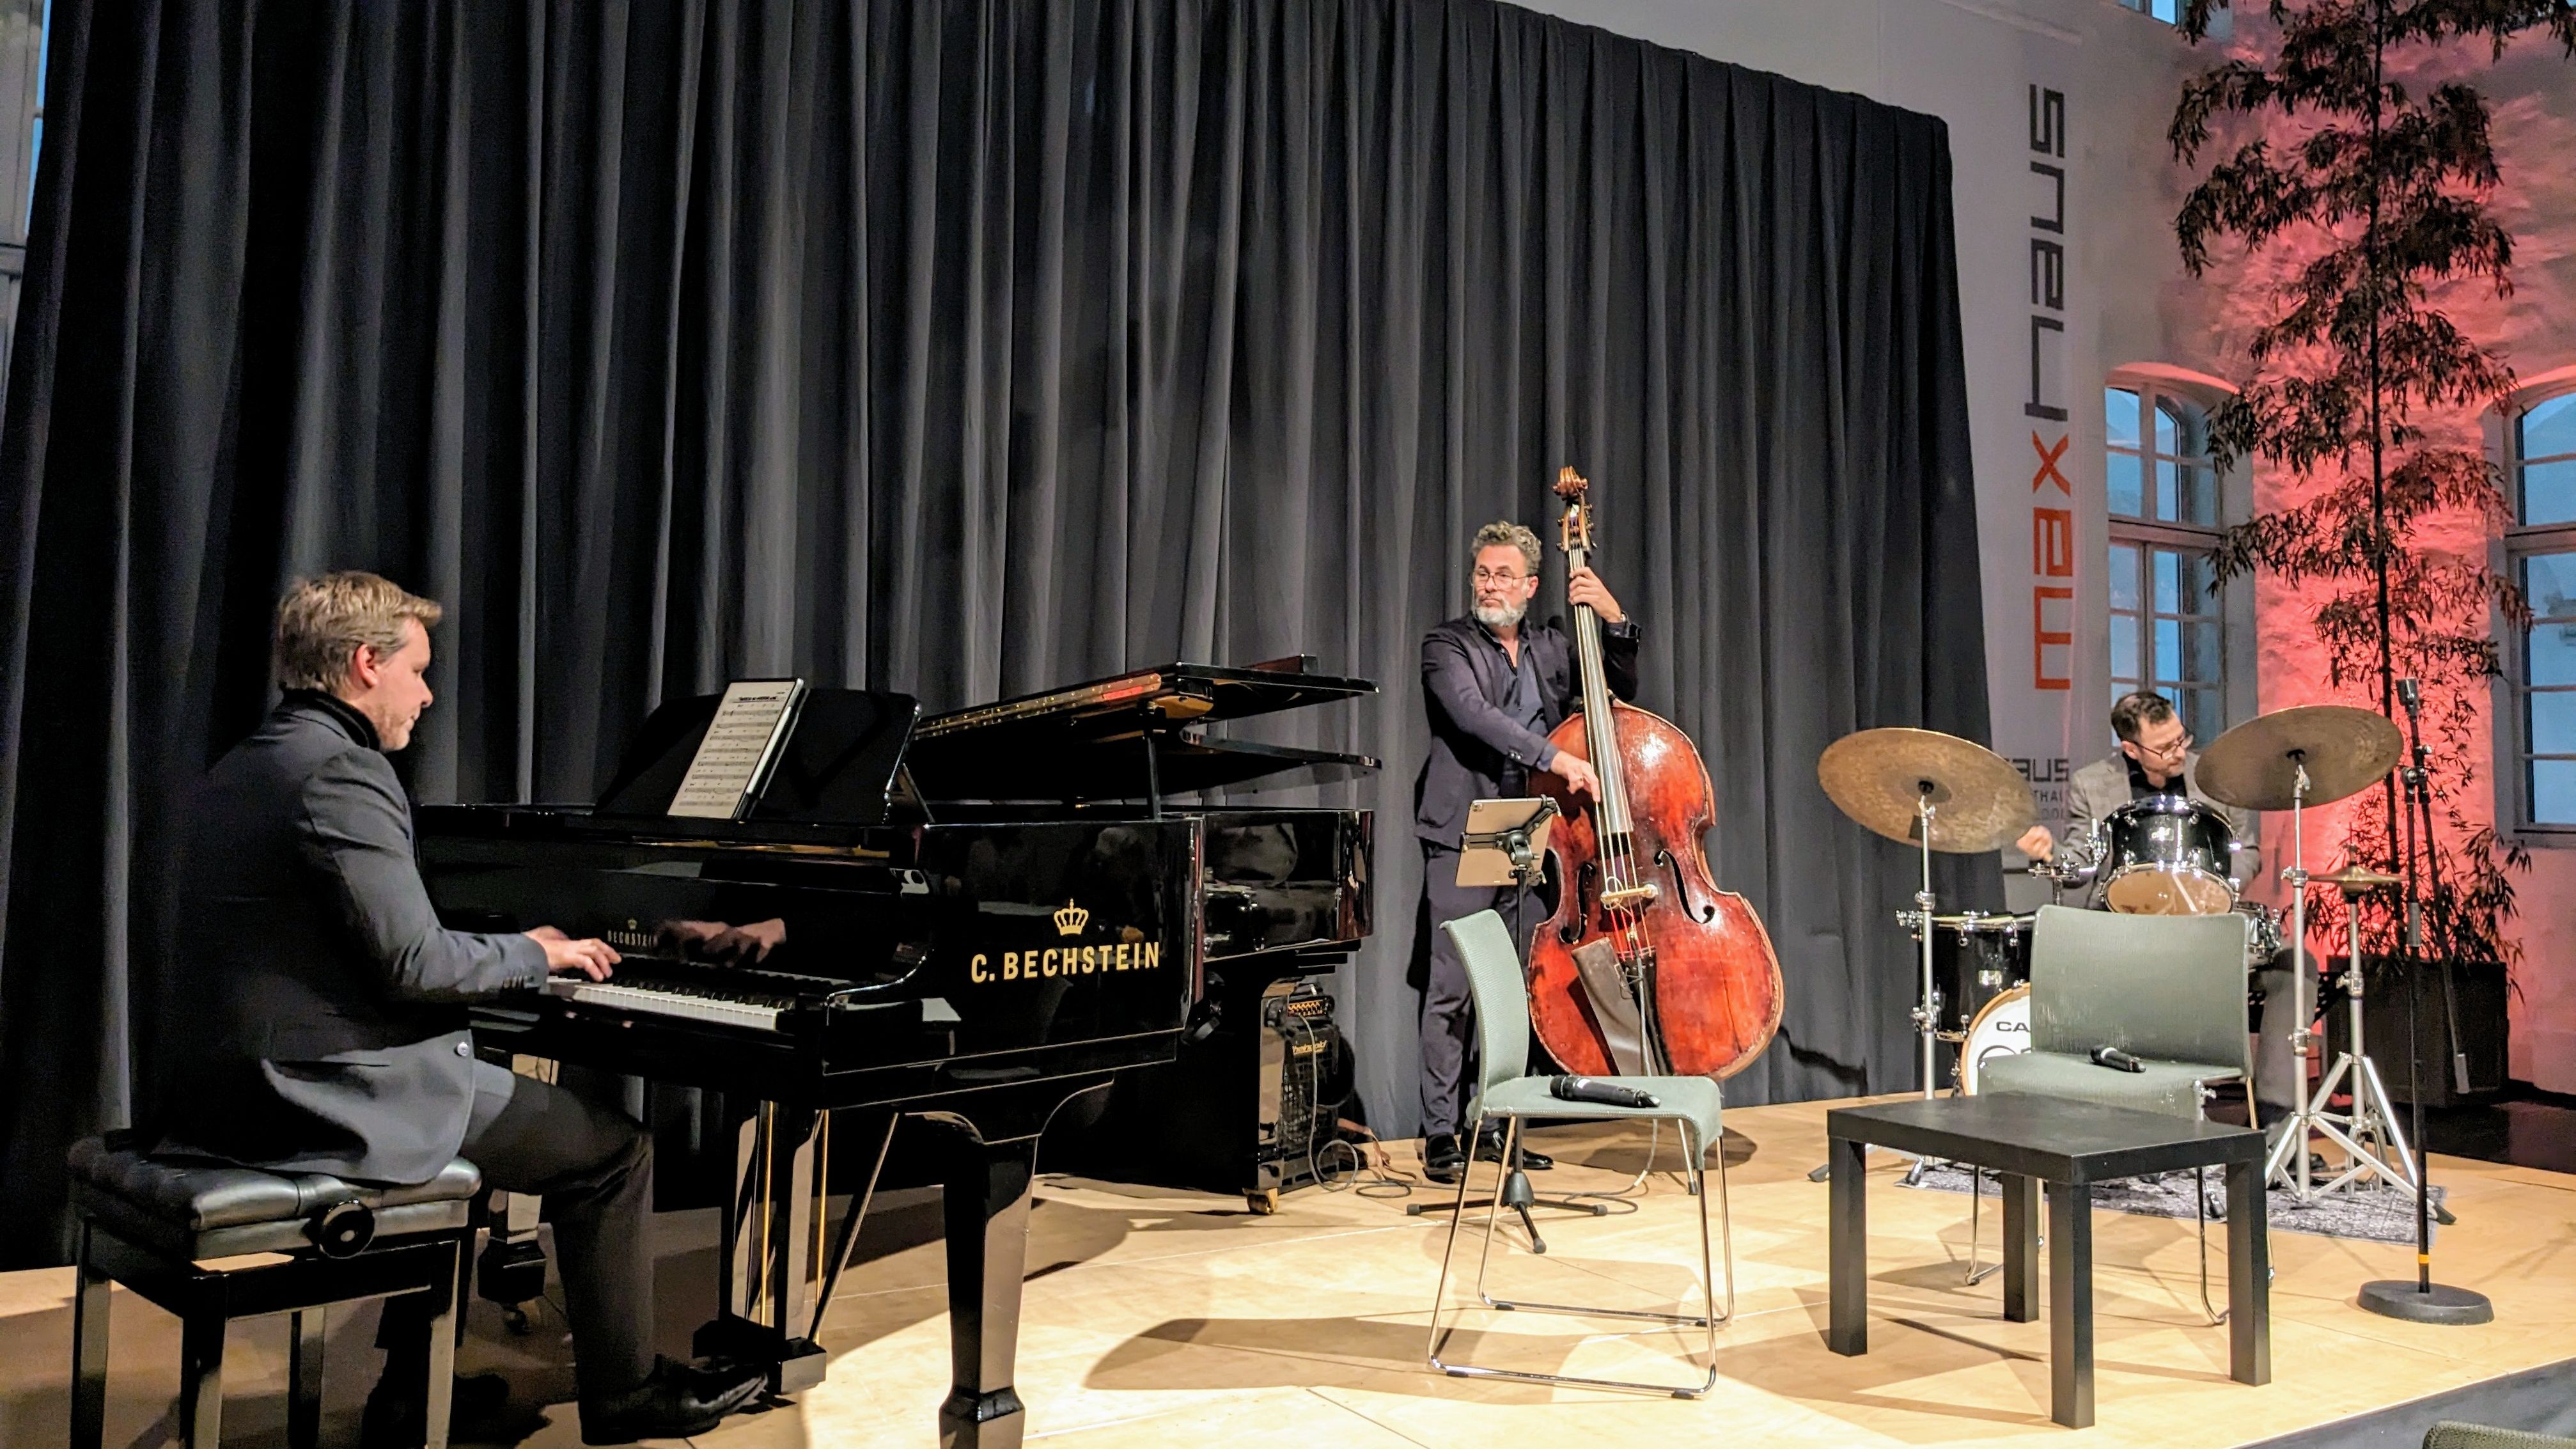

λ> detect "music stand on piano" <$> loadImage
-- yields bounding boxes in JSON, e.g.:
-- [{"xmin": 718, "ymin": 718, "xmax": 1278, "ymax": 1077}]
[{"xmin": 1405, "ymin": 798, "xmax": 1609, "ymax": 1251}]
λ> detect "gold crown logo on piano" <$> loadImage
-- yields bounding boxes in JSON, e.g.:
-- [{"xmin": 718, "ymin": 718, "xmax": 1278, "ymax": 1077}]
[{"xmin": 1053, "ymin": 900, "xmax": 1089, "ymax": 937}]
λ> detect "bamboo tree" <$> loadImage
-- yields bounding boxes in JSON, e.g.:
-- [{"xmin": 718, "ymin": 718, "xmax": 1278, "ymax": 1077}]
[{"xmin": 2171, "ymin": 0, "xmax": 2574, "ymax": 964}]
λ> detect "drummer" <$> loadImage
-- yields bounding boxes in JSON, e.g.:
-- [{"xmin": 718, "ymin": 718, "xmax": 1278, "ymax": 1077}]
[
  {"xmin": 2015, "ymin": 689, "xmax": 2298, "ymax": 1136},
  {"xmin": 2012, "ymin": 690, "xmax": 2253, "ymax": 868}
]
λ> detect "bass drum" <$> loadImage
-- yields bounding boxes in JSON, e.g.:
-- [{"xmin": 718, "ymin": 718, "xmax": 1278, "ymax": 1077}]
[
  {"xmin": 1958, "ymin": 983, "xmax": 2031, "ymax": 1095},
  {"xmin": 2096, "ymin": 796, "xmax": 2240, "ymax": 915}
]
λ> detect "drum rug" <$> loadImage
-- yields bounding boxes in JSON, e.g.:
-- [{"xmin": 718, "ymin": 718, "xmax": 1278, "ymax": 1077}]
[{"xmin": 1898, "ymin": 1162, "xmax": 2446, "ymax": 1244}]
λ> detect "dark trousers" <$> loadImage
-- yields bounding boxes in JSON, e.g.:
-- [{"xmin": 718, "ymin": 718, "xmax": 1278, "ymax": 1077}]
[
  {"xmin": 380, "ymin": 1059, "xmax": 655, "ymax": 1403},
  {"xmin": 1419, "ymin": 843, "xmax": 1525, "ymax": 1139}
]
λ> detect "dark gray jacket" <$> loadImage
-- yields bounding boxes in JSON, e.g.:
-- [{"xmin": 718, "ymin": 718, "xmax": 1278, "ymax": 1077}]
[
  {"xmin": 1414, "ymin": 614, "xmax": 1639, "ymax": 846},
  {"xmin": 156, "ymin": 693, "xmax": 546, "ymax": 1184}
]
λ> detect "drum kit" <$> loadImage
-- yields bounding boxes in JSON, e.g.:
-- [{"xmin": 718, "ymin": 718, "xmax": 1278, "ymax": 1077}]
[{"xmin": 1819, "ymin": 703, "xmax": 2422, "ymax": 1209}]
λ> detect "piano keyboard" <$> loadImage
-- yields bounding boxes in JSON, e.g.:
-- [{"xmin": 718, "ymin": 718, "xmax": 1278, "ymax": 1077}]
[{"xmin": 543, "ymin": 976, "xmax": 788, "ymax": 1033}]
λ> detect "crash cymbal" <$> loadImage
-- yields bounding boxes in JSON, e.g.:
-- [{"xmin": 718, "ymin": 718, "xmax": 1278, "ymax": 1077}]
[
  {"xmin": 1818, "ymin": 727, "xmax": 2036, "ymax": 855},
  {"xmin": 2317, "ymin": 864, "xmax": 2401, "ymax": 894},
  {"xmin": 2194, "ymin": 705, "xmax": 2402, "ymax": 810}
]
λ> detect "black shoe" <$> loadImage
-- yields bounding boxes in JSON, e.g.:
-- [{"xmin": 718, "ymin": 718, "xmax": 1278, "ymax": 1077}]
[
  {"xmin": 1423, "ymin": 1132, "xmax": 1466, "ymax": 1186},
  {"xmin": 579, "ymin": 1356, "xmax": 766, "ymax": 1445},
  {"xmin": 1473, "ymin": 1132, "xmax": 1552, "ymax": 1171},
  {"xmin": 361, "ymin": 1370, "xmax": 511, "ymax": 1447}
]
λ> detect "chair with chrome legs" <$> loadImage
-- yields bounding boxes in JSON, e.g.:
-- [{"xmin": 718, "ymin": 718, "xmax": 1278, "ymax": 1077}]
[
  {"xmin": 1423, "ymin": 909, "xmax": 1733, "ymax": 1397},
  {"xmin": 1973, "ymin": 904, "xmax": 2255, "ymax": 1319}
]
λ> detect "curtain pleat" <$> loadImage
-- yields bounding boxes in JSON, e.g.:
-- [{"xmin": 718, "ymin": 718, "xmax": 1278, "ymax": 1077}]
[{"xmin": 0, "ymin": 0, "xmax": 1994, "ymax": 1263}]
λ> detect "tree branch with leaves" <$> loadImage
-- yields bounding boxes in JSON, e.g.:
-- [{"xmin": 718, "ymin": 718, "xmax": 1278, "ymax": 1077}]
[{"xmin": 2171, "ymin": 0, "xmax": 2573, "ymax": 965}]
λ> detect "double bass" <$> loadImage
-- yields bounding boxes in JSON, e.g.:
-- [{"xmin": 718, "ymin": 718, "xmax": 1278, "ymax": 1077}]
[{"xmin": 1527, "ymin": 467, "xmax": 1784, "ymax": 1079}]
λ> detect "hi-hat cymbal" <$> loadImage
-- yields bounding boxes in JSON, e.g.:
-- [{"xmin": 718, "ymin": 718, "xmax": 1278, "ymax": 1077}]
[
  {"xmin": 2194, "ymin": 705, "xmax": 2403, "ymax": 810},
  {"xmin": 2316, "ymin": 864, "xmax": 2401, "ymax": 894},
  {"xmin": 1818, "ymin": 727, "xmax": 2036, "ymax": 855}
]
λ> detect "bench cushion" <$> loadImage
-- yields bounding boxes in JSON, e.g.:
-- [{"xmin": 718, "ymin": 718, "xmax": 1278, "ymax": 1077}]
[{"xmin": 68, "ymin": 1134, "xmax": 479, "ymax": 1260}]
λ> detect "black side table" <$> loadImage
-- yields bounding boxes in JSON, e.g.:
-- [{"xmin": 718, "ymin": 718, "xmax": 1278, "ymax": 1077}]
[{"xmin": 1825, "ymin": 1095, "xmax": 2268, "ymax": 1429}]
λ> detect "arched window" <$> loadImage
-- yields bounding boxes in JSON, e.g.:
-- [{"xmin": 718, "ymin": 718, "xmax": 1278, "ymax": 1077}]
[
  {"xmin": 2508, "ymin": 388, "xmax": 2576, "ymax": 831},
  {"xmin": 2105, "ymin": 382, "xmax": 2226, "ymax": 748}
]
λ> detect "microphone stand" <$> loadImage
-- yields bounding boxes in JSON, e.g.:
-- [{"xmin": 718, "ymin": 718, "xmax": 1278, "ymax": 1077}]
[{"xmin": 2358, "ymin": 677, "xmax": 2491, "ymax": 1324}]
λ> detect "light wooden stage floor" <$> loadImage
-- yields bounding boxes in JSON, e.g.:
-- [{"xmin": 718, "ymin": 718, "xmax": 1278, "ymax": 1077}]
[{"xmin": 4, "ymin": 1094, "xmax": 2573, "ymax": 1448}]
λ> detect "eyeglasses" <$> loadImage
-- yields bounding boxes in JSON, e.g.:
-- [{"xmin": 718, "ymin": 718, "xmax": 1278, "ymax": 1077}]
[
  {"xmin": 2135, "ymin": 732, "xmax": 2194, "ymax": 760},
  {"xmin": 1472, "ymin": 568, "xmax": 1528, "ymax": 585}
]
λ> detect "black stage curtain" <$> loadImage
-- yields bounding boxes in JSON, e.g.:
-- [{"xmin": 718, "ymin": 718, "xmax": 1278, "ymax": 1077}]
[{"xmin": 0, "ymin": 0, "xmax": 1995, "ymax": 1262}]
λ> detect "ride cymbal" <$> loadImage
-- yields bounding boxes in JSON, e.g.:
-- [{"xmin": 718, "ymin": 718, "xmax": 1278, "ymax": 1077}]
[
  {"xmin": 2194, "ymin": 705, "xmax": 2402, "ymax": 810},
  {"xmin": 1818, "ymin": 727, "xmax": 2036, "ymax": 855}
]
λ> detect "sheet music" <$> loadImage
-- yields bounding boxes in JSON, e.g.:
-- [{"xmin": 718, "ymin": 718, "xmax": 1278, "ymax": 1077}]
[{"xmin": 669, "ymin": 679, "xmax": 806, "ymax": 819}]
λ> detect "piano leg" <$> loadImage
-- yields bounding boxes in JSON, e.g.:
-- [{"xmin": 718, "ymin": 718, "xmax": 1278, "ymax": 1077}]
[{"xmin": 937, "ymin": 1135, "xmax": 1036, "ymax": 1449}]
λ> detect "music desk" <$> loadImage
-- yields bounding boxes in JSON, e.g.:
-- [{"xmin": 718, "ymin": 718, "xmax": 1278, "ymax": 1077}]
[{"xmin": 1825, "ymin": 1095, "xmax": 2270, "ymax": 1429}]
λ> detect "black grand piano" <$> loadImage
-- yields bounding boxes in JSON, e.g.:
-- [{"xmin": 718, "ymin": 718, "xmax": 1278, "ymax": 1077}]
[{"xmin": 418, "ymin": 659, "xmax": 1372, "ymax": 1448}]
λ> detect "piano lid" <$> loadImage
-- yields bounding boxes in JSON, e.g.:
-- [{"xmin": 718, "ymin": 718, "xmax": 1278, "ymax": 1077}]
[{"xmin": 905, "ymin": 657, "xmax": 1377, "ymax": 804}]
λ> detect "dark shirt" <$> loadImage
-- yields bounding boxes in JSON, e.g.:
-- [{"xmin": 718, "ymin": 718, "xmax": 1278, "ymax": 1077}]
[
  {"xmin": 285, "ymin": 688, "xmax": 382, "ymax": 751},
  {"xmin": 2125, "ymin": 754, "xmax": 2181, "ymax": 800},
  {"xmin": 1485, "ymin": 623, "xmax": 1550, "ymax": 754}
]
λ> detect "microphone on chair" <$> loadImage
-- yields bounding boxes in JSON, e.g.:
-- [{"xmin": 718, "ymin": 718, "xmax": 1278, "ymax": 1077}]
[
  {"xmin": 1550, "ymin": 1075, "xmax": 1660, "ymax": 1108},
  {"xmin": 2088, "ymin": 1045, "xmax": 2146, "ymax": 1074}
]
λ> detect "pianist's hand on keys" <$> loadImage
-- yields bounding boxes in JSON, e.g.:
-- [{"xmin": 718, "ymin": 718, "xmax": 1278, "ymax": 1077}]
[{"xmin": 526, "ymin": 925, "xmax": 620, "ymax": 980}]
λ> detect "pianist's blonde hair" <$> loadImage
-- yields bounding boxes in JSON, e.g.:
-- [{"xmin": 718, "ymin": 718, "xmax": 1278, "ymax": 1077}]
[{"xmin": 272, "ymin": 572, "xmax": 445, "ymax": 693}]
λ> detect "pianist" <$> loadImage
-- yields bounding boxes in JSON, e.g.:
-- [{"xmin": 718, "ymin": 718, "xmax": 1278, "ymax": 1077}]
[
  {"xmin": 1414, "ymin": 522, "xmax": 1637, "ymax": 1184},
  {"xmin": 152, "ymin": 572, "xmax": 765, "ymax": 1446}
]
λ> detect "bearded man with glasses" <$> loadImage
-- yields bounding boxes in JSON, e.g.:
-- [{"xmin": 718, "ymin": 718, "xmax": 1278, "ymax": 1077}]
[{"xmin": 1410, "ymin": 521, "xmax": 1637, "ymax": 1184}]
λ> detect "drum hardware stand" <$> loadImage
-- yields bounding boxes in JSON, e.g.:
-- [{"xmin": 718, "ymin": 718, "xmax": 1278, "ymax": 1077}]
[
  {"xmin": 2260, "ymin": 755, "xmax": 2327, "ymax": 1201},
  {"xmin": 2299, "ymin": 876, "xmax": 2422, "ymax": 1203},
  {"xmin": 2361, "ymin": 678, "xmax": 2490, "ymax": 1323},
  {"xmin": 1806, "ymin": 785, "xmax": 1949, "ymax": 1188}
]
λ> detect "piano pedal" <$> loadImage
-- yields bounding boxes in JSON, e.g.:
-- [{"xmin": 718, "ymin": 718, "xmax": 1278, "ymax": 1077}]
[{"xmin": 476, "ymin": 1233, "xmax": 550, "ymax": 1333}]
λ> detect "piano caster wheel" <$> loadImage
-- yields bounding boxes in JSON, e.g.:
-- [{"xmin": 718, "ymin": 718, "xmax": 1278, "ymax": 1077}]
[
  {"xmin": 1244, "ymin": 1189, "xmax": 1279, "ymax": 1216},
  {"xmin": 502, "ymin": 1305, "xmax": 534, "ymax": 1336}
]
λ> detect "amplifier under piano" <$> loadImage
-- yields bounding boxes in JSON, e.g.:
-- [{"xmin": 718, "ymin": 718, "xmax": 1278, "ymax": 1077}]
[{"xmin": 1047, "ymin": 967, "xmax": 1354, "ymax": 1212}]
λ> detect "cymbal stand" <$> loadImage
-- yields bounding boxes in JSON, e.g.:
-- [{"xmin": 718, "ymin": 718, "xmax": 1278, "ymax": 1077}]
[
  {"xmin": 1806, "ymin": 784, "xmax": 1943, "ymax": 1189},
  {"xmin": 2261, "ymin": 756, "xmax": 2322, "ymax": 1200},
  {"xmin": 2301, "ymin": 884, "xmax": 2421, "ymax": 1200},
  {"xmin": 1897, "ymin": 787, "xmax": 1942, "ymax": 1187}
]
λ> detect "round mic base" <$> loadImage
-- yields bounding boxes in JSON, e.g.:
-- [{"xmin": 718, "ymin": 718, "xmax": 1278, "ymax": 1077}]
[{"xmin": 2357, "ymin": 1278, "xmax": 2494, "ymax": 1325}]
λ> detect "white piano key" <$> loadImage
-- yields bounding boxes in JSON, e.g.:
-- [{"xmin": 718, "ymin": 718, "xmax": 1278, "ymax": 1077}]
[{"xmin": 543, "ymin": 978, "xmax": 785, "ymax": 1033}]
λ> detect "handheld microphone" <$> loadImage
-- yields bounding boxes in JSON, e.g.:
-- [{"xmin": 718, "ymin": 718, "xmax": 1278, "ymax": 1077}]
[
  {"xmin": 1550, "ymin": 1075, "xmax": 1660, "ymax": 1109},
  {"xmin": 2088, "ymin": 1044, "xmax": 2146, "ymax": 1074},
  {"xmin": 2398, "ymin": 676, "xmax": 2422, "ymax": 718}
]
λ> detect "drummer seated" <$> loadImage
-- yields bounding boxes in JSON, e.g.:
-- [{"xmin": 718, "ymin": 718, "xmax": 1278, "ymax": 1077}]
[
  {"xmin": 2014, "ymin": 691, "xmax": 2254, "ymax": 878},
  {"xmin": 2016, "ymin": 691, "xmax": 2299, "ymax": 1136}
]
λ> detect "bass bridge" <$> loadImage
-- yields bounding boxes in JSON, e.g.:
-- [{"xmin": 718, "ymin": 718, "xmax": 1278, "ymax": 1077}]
[{"xmin": 1598, "ymin": 882, "xmax": 1662, "ymax": 912}]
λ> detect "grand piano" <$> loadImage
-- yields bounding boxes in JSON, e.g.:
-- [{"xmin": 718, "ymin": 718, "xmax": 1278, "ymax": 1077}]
[{"xmin": 418, "ymin": 659, "xmax": 1373, "ymax": 1448}]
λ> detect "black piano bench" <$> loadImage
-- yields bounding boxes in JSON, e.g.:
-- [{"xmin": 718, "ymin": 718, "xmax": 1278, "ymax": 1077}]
[{"xmin": 66, "ymin": 1132, "xmax": 482, "ymax": 1449}]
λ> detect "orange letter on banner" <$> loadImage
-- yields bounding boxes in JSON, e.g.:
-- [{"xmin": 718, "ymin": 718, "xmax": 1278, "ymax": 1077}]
[
  {"xmin": 2033, "ymin": 508, "xmax": 2073, "ymax": 577},
  {"xmin": 2034, "ymin": 585, "xmax": 2073, "ymax": 690},
  {"xmin": 2031, "ymin": 432, "xmax": 2071, "ymax": 494}
]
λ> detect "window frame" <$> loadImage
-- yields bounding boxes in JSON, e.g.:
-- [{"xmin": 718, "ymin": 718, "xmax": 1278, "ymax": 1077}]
[
  {"xmin": 2501, "ymin": 383, "xmax": 2576, "ymax": 841},
  {"xmin": 2105, "ymin": 379, "xmax": 2231, "ymax": 748}
]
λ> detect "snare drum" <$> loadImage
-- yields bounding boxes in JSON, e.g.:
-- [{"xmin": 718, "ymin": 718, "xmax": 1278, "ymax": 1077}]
[
  {"xmin": 1900, "ymin": 910, "xmax": 2034, "ymax": 1036},
  {"xmin": 2234, "ymin": 899, "xmax": 2284, "ymax": 966},
  {"xmin": 2096, "ymin": 795, "xmax": 2241, "ymax": 915},
  {"xmin": 1959, "ymin": 983, "xmax": 2031, "ymax": 1094}
]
